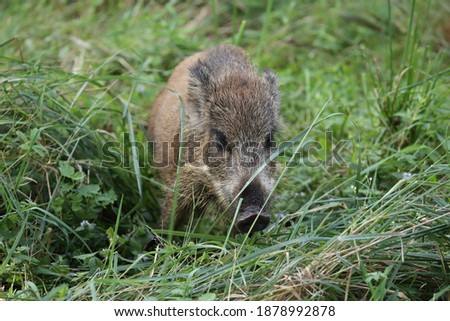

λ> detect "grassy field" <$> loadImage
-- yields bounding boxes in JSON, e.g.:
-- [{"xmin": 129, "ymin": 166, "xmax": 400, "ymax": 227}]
[{"xmin": 1, "ymin": 0, "xmax": 449, "ymax": 300}]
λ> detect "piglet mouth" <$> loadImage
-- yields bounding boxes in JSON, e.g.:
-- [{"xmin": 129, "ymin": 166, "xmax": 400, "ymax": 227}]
[{"xmin": 235, "ymin": 206, "xmax": 270, "ymax": 234}]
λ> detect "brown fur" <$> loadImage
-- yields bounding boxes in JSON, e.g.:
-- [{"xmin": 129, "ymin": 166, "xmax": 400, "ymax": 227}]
[{"xmin": 149, "ymin": 45, "xmax": 280, "ymax": 233}]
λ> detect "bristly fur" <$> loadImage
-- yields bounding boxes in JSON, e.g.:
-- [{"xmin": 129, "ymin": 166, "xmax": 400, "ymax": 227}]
[{"xmin": 149, "ymin": 45, "xmax": 281, "ymax": 232}]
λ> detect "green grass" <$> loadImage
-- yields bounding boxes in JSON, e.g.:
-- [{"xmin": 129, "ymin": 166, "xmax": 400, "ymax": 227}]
[{"xmin": 1, "ymin": 0, "xmax": 449, "ymax": 300}]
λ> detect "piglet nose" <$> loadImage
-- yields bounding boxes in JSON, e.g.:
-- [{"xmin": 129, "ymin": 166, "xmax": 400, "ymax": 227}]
[
  {"xmin": 234, "ymin": 178, "xmax": 270, "ymax": 233},
  {"xmin": 236, "ymin": 206, "xmax": 270, "ymax": 233}
]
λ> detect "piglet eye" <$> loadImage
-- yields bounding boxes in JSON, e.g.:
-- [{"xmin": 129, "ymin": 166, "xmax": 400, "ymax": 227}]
[
  {"xmin": 265, "ymin": 132, "xmax": 276, "ymax": 149},
  {"xmin": 212, "ymin": 129, "xmax": 228, "ymax": 151}
]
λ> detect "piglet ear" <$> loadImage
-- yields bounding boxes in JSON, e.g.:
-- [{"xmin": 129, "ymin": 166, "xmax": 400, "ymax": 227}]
[
  {"xmin": 189, "ymin": 60, "xmax": 211, "ymax": 87},
  {"xmin": 188, "ymin": 60, "xmax": 212, "ymax": 110},
  {"xmin": 262, "ymin": 68, "xmax": 280, "ymax": 109}
]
